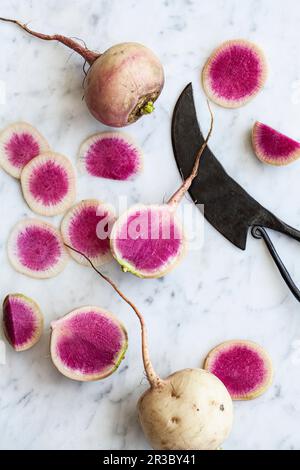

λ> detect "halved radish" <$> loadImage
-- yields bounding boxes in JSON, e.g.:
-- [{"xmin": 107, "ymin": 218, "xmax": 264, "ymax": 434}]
[
  {"xmin": 3, "ymin": 293, "xmax": 44, "ymax": 351},
  {"xmin": 21, "ymin": 152, "xmax": 76, "ymax": 216},
  {"xmin": 78, "ymin": 132, "xmax": 142, "ymax": 181},
  {"xmin": 50, "ymin": 306, "xmax": 128, "ymax": 381},
  {"xmin": 0, "ymin": 122, "xmax": 50, "ymax": 178},
  {"xmin": 252, "ymin": 121, "xmax": 300, "ymax": 165},
  {"xmin": 204, "ymin": 340, "xmax": 273, "ymax": 400},
  {"xmin": 7, "ymin": 219, "xmax": 68, "ymax": 279},
  {"xmin": 202, "ymin": 40, "xmax": 267, "ymax": 108},
  {"xmin": 61, "ymin": 199, "xmax": 115, "ymax": 267}
]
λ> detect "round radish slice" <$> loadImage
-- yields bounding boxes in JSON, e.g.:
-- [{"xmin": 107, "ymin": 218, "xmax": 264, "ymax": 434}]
[
  {"xmin": 252, "ymin": 121, "xmax": 300, "ymax": 166},
  {"xmin": 3, "ymin": 293, "xmax": 43, "ymax": 351},
  {"xmin": 202, "ymin": 40, "xmax": 267, "ymax": 108},
  {"xmin": 110, "ymin": 204, "xmax": 186, "ymax": 278},
  {"xmin": 0, "ymin": 122, "xmax": 50, "ymax": 178},
  {"xmin": 204, "ymin": 340, "xmax": 273, "ymax": 400},
  {"xmin": 7, "ymin": 219, "xmax": 68, "ymax": 279},
  {"xmin": 61, "ymin": 199, "xmax": 115, "ymax": 267},
  {"xmin": 78, "ymin": 132, "xmax": 142, "ymax": 181},
  {"xmin": 21, "ymin": 152, "xmax": 76, "ymax": 216},
  {"xmin": 50, "ymin": 306, "xmax": 128, "ymax": 381}
]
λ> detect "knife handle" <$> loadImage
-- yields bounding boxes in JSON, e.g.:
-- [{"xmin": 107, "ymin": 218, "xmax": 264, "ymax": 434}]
[{"xmin": 252, "ymin": 225, "xmax": 300, "ymax": 302}]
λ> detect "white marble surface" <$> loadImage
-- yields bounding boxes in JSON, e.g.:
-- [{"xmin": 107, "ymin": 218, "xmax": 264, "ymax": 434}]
[{"xmin": 0, "ymin": 0, "xmax": 300, "ymax": 450}]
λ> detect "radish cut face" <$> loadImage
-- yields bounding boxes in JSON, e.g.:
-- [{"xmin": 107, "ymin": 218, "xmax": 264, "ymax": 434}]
[
  {"xmin": 204, "ymin": 340, "xmax": 273, "ymax": 400},
  {"xmin": 202, "ymin": 40, "xmax": 267, "ymax": 108},
  {"xmin": 61, "ymin": 199, "xmax": 115, "ymax": 267},
  {"xmin": 79, "ymin": 132, "xmax": 142, "ymax": 181},
  {"xmin": 8, "ymin": 219, "xmax": 68, "ymax": 279},
  {"xmin": 0, "ymin": 122, "xmax": 50, "ymax": 179},
  {"xmin": 21, "ymin": 152, "xmax": 76, "ymax": 216},
  {"xmin": 3, "ymin": 293, "xmax": 43, "ymax": 351},
  {"xmin": 252, "ymin": 121, "xmax": 300, "ymax": 165},
  {"xmin": 110, "ymin": 205, "xmax": 186, "ymax": 278},
  {"xmin": 50, "ymin": 306, "xmax": 128, "ymax": 381}
]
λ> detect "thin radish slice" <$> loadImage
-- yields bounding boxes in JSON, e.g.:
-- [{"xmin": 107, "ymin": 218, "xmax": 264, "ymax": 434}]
[
  {"xmin": 0, "ymin": 122, "xmax": 50, "ymax": 178},
  {"xmin": 3, "ymin": 293, "xmax": 43, "ymax": 351},
  {"xmin": 78, "ymin": 132, "xmax": 142, "ymax": 181},
  {"xmin": 21, "ymin": 152, "xmax": 76, "ymax": 216},
  {"xmin": 252, "ymin": 121, "xmax": 300, "ymax": 165},
  {"xmin": 7, "ymin": 219, "xmax": 68, "ymax": 279},
  {"xmin": 204, "ymin": 340, "xmax": 273, "ymax": 400},
  {"xmin": 50, "ymin": 306, "xmax": 128, "ymax": 381},
  {"xmin": 61, "ymin": 199, "xmax": 115, "ymax": 267},
  {"xmin": 202, "ymin": 40, "xmax": 267, "ymax": 108},
  {"xmin": 110, "ymin": 204, "xmax": 186, "ymax": 278}
]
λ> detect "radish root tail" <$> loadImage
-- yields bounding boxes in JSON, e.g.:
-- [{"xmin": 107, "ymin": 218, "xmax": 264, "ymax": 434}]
[
  {"xmin": 0, "ymin": 17, "xmax": 100, "ymax": 65},
  {"xmin": 168, "ymin": 100, "xmax": 214, "ymax": 208},
  {"xmin": 64, "ymin": 243, "xmax": 163, "ymax": 389}
]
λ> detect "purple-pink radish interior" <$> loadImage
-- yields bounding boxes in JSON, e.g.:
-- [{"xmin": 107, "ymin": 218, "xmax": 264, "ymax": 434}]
[
  {"xmin": 115, "ymin": 208, "xmax": 182, "ymax": 271},
  {"xmin": 28, "ymin": 160, "xmax": 69, "ymax": 205},
  {"xmin": 208, "ymin": 344, "xmax": 268, "ymax": 396},
  {"xmin": 5, "ymin": 132, "xmax": 41, "ymax": 169},
  {"xmin": 55, "ymin": 311, "xmax": 125, "ymax": 374},
  {"xmin": 209, "ymin": 43, "xmax": 263, "ymax": 101},
  {"xmin": 254, "ymin": 123, "xmax": 300, "ymax": 158},
  {"xmin": 84, "ymin": 136, "xmax": 140, "ymax": 180},
  {"xmin": 4, "ymin": 296, "xmax": 38, "ymax": 347},
  {"xmin": 68, "ymin": 205, "xmax": 111, "ymax": 257},
  {"xmin": 17, "ymin": 225, "xmax": 62, "ymax": 271}
]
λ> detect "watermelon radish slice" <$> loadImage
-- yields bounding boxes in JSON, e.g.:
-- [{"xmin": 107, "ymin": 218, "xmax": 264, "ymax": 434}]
[
  {"xmin": 21, "ymin": 152, "xmax": 76, "ymax": 216},
  {"xmin": 8, "ymin": 219, "xmax": 68, "ymax": 279},
  {"xmin": 50, "ymin": 306, "xmax": 128, "ymax": 381},
  {"xmin": 252, "ymin": 121, "xmax": 300, "ymax": 165},
  {"xmin": 202, "ymin": 40, "xmax": 267, "ymax": 108},
  {"xmin": 78, "ymin": 132, "xmax": 142, "ymax": 181},
  {"xmin": 61, "ymin": 199, "xmax": 115, "ymax": 267},
  {"xmin": 0, "ymin": 122, "xmax": 50, "ymax": 178},
  {"xmin": 204, "ymin": 340, "xmax": 273, "ymax": 400},
  {"xmin": 110, "ymin": 204, "xmax": 186, "ymax": 278},
  {"xmin": 3, "ymin": 293, "xmax": 44, "ymax": 351}
]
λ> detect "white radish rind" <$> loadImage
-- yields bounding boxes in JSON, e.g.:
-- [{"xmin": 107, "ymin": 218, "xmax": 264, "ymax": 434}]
[
  {"xmin": 50, "ymin": 306, "xmax": 128, "ymax": 382},
  {"xmin": 0, "ymin": 122, "xmax": 50, "ymax": 178},
  {"xmin": 78, "ymin": 131, "xmax": 143, "ymax": 181},
  {"xmin": 204, "ymin": 340, "xmax": 273, "ymax": 401},
  {"xmin": 7, "ymin": 219, "xmax": 68, "ymax": 279},
  {"xmin": 3, "ymin": 293, "xmax": 44, "ymax": 351},
  {"xmin": 61, "ymin": 199, "xmax": 115, "ymax": 267},
  {"xmin": 202, "ymin": 39, "xmax": 267, "ymax": 108},
  {"xmin": 21, "ymin": 152, "xmax": 76, "ymax": 216},
  {"xmin": 110, "ymin": 204, "xmax": 186, "ymax": 279}
]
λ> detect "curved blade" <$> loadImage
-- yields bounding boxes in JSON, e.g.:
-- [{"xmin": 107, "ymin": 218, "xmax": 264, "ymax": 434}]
[{"xmin": 171, "ymin": 83, "xmax": 300, "ymax": 250}]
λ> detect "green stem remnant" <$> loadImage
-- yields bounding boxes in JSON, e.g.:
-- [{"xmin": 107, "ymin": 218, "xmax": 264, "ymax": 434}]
[
  {"xmin": 0, "ymin": 17, "xmax": 100, "ymax": 65},
  {"xmin": 141, "ymin": 101, "xmax": 155, "ymax": 115},
  {"xmin": 64, "ymin": 244, "xmax": 163, "ymax": 389},
  {"xmin": 168, "ymin": 100, "xmax": 214, "ymax": 208}
]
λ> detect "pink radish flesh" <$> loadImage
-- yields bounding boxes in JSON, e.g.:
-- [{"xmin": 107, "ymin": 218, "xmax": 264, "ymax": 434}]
[
  {"xmin": 204, "ymin": 341, "xmax": 273, "ymax": 400},
  {"xmin": 79, "ymin": 132, "xmax": 142, "ymax": 181},
  {"xmin": 252, "ymin": 121, "xmax": 300, "ymax": 165},
  {"xmin": 8, "ymin": 219, "xmax": 67, "ymax": 278},
  {"xmin": 3, "ymin": 294, "xmax": 43, "ymax": 351},
  {"xmin": 202, "ymin": 40, "xmax": 267, "ymax": 108},
  {"xmin": 0, "ymin": 19, "xmax": 164, "ymax": 128},
  {"xmin": 61, "ymin": 200, "xmax": 115, "ymax": 267},
  {"xmin": 21, "ymin": 152, "xmax": 76, "ymax": 216},
  {"xmin": 111, "ymin": 206, "xmax": 184, "ymax": 277},
  {"xmin": 50, "ymin": 307, "xmax": 127, "ymax": 381},
  {"xmin": 0, "ymin": 122, "xmax": 50, "ymax": 178}
]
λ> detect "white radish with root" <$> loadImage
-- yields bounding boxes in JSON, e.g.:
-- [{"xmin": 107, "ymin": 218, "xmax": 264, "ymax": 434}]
[
  {"xmin": 110, "ymin": 102, "xmax": 214, "ymax": 279},
  {"xmin": 65, "ymin": 244, "xmax": 234, "ymax": 450},
  {"xmin": 0, "ymin": 18, "xmax": 164, "ymax": 128}
]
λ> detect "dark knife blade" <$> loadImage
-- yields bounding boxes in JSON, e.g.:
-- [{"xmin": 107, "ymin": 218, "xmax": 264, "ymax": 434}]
[{"xmin": 171, "ymin": 83, "xmax": 300, "ymax": 250}]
